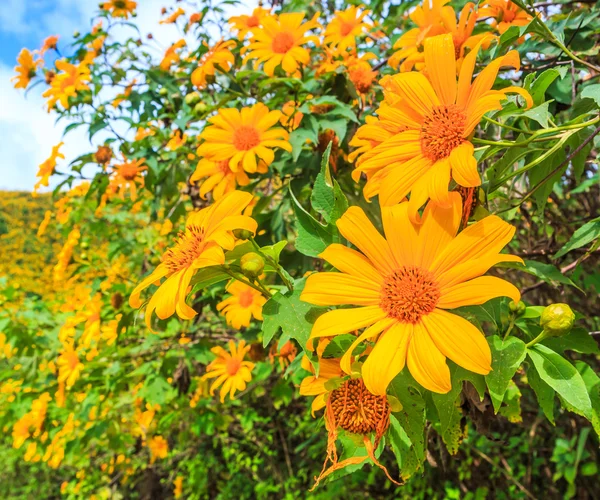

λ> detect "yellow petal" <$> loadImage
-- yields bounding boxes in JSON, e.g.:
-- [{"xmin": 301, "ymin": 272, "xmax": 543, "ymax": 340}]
[
  {"xmin": 340, "ymin": 318, "xmax": 396, "ymax": 374},
  {"xmin": 449, "ymin": 143, "xmax": 481, "ymax": 187},
  {"xmin": 319, "ymin": 244, "xmax": 383, "ymax": 284},
  {"xmin": 309, "ymin": 306, "xmax": 387, "ymax": 339},
  {"xmin": 406, "ymin": 322, "xmax": 451, "ymax": 393},
  {"xmin": 424, "ymin": 34, "xmax": 457, "ymax": 106},
  {"xmin": 381, "ymin": 201, "xmax": 420, "ymax": 268},
  {"xmin": 437, "ymin": 253, "xmax": 523, "ymax": 288},
  {"xmin": 301, "ymin": 273, "xmax": 381, "ymax": 306},
  {"xmin": 437, "ymin": 276, "xmax": 521, "ymax": 309},
  {"xmin": 129, "ymin": 263, "xmax": 169, "ymax": 309}
]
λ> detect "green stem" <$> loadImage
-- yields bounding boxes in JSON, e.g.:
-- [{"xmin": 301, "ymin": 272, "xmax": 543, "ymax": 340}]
[
  {"xmin": 249, "ymin": 237, "xmax": 294, "ymax": 292},
  {"xmin": 221, "ymin": 267, "xmax": 273, "ymax": 299},
  {"xmin": 526, "ymin": 331, "xmax": 548, "ymax": 349},
  {"xmin": 504, "ymin": 318, "xmax": 516, "ymax": 340},
  {"xmin": 482, "ymin": 115, "xmax": 533, "ymax": 134}
]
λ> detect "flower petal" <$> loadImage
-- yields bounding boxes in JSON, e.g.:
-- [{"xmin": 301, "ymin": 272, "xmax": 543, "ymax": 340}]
[
  {"xmin": 319, "ymin": 244, "xmax": 383, "ymax": 284},
  {"xmin": 449, "ymin": 143, "xmax": 481, "ymax": 187},
  {"xmin": 424, "ymin": 34, "xmax": 457, "ymax": 105},
  {"xmin": 437, "ymin": 276, "xmax": 521, "ymax": 309},
  {"xmin": 407, "ymin": 322, "xmax": 451, "ymax": 393},
  {"xmin": 301, "ymin": 273, "xmax": 381, "ymax": 306},
  {"xmin": 309, "ymin": 306, "xmax": 387, "ymax": 339}
]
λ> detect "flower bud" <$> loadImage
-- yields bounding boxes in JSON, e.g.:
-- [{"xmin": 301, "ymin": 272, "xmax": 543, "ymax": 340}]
[
  {"xmin": 194, "ymin": 102, "xmax": 207, "ymax": 115},
  {"xmin": 240, "ymin": 252, "xmax": 264, "ymax": 279},
  {"xmin": 509, "ymin": 300, "xmax": 526, "ymax": 316},
  {"xmin": 111, "ymin": 292, "xmax": 123, "ymax": 310},
  {"xmin": 158, "ymin": 88, "xmax": 168, "ymax": 96},
  {"xmin": 185, "ymin": 92, "xmax": 200, "ymax": 106},
  {"xmin": 233, "ymin": 228, "xmax": 252, "ymax": 240},
  {"xmin": 540, "ymin": 303, "xmax": 575, "ymax": 337}
]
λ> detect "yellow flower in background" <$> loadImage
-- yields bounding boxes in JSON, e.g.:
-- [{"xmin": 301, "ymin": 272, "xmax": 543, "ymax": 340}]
[
  {"xmin": 229, "ymin": 7, "xmax": 270, "ymax": 40},
  {"xmin": 191, "ymin": 158, "xmax": 259, "ymax": 200},
  {"xmin": 173, "ymin": 476, "xmax": 184, "ymax": 498},
  {"xmin": 107, "ymin": 157, "xmax": 147, "ymax": 201},
  {"xmin": 57, "ymin": 345, "xmax": 84, "ymax": 389},
  {"xmin": 347, "ymin": 53, "xmax": 378, "ymax": 95},
  {"xmin": 191, "ymin": 39, "xmax": 236, "ymax": 89},
  {"xmin": 196, "ymin": 103, "xmax": 291, "ymax": 173},
  {"xmin": 129, "ymin": 191, "xmax": 257, "ymax": 328},
  {"xmin": 112, "ymin": 79, "xmax": 136, "ymax": 107},
  {"xmin": 42, "ymin": 59, "xmax": 91, "ymax": 111},
  {"xmin": 352, "ymin": 34, "xmax": 531, "ymax": 218},
  {"xmin": 166, "ymin": 130, "xmax": 187, "ymax": 151},
  {"xmin": 135, "ymin": 127, "xmax": 155, "ymax": 141},
  {"xmin": 147, "ymin": 435, "xmax": 168, "ymax": 463},
  {"xmin": 323, "ymin": 5, "xmax": 372, "ymax": 52},
  {"xmin": 217, "ymin": 280, "xmax": 267, "ymax": 329},
  {"xmin": 34, "ymin": 142, "xmax": 65, "ymax": 193},
  {"xmin": 280, "ymin": 101, "xmax": 304, "ymax": 130},
  {"xmin": 40, "ymin": 35, "xmax": 59, "ymax": 54},
  {"xmin": 102, "ymin": 0, "xmax": 137, "ymax": 18},
  {"xmin": 53, "ymin": 228, "xmax": 80, "ymax": 284},
  {"xmin": 12, "ymin": 48, "xmax": 42, "ymax": 89},
  {"xmin": 202, "ymin": 340, "xmax": 255, "ymax": 402},
  {"xmin": 243, "ymin": 12, "xmax": 320, "ymax": 76},
  {"xmin": 479, "ymin": 0, "xmax": 533, "ymax": 34},
  {"xmin": 301, "ymin": 193, "xmax": 522, "ymax": 395},
  {"xmin": 160, "ymin": 7, "xmax": 185, "ymax": 24},
  {"xmin": 160, "ymin": 39, "xmax": 186, "ymax": 71}
]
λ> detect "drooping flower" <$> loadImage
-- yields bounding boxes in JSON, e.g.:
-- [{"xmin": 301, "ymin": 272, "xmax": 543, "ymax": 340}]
[
  {"xmin": 42, "ymin": 60, "xmax": 91, "ymax": 111},
  {"xmin": 243, "ymin": 12, "xmax": 320, "ymax": 76},
  {"xmin": 269, "ymin": 341, "xmax": 297, "ymax": 372},
  {"xmin": 323, "ymin": 6, "xmax": 372, "ymax": 52},
  {"xmin": 41, "ymin": 35, "xmax": 59, "ymax": 54},
  {"xmin": 166, "ymin": 130, "xmax": 187, "ymax": 151},
  {"xmin": 217, "ymin": 280, "xmax": 267, "ymax": 329},
  {"xmin": 196, "ymin": 103, "xmax": 291, "ymax": 173},
  {"xmin": 202, "ymin": 340, "xmax": 255, "ymax": 402},
  {"xmin": 160, "ymin": 7, "xmax": 185, "ymax": 24},
  {"xmin": 102, "ymin": 0, "xmax": 137, "ymax": 19},
  {"xmin": 57, "ymin": 344, "xmax": 84, "ymax": 389},
  {"xmin": 280, "ymin": 100, "xmax": 304, "ymax": 130},
  {"xmin": 37, "ymin": 211, "xmax": 52, "ymax": 238},
  {"xmin": 479, "ymin": 0, "xmax": 533, "ymax": 34},
  {"xmin": 107, "ymin": 156, "xmax": 147, "ymax": 201},
  {"xmin": 34, "ymin": 142, "xmax": 65, "ymax": 193},
  {"xmin": 191, "ymin": 158, "xmax": 258, "ymax": 200},
  {"xmin": 301, "ymin": 193, "xmax": 523, "ymax": 395},
  {"xmin": 11, "ymin": 48, "xmax": 42, "ymax": 89},
  {"xmin": 191, "ymin": 40, "xmax": 236, "ymax": 89},
  {"xmin": 352, "ymin": 34, "xmax": 532, "ymax": 218},
  {"xmin": 160, "ymin": 39, "xmax": 186, "ymax": 71},
  {"xmin": 229, "ymin": 7, "xmax": 270, "ymax": 40},
  {"xmin": 129, "ymin": 191, "xmax": 257, "ymax": 328},
  {"xmin": 148, "ymin": 436, "xmax": 168, "ymax": 463}
]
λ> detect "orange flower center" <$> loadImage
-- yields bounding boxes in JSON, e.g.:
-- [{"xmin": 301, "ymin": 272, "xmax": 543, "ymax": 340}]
[
  {"xmin": 420, "ymin": 104, "xmax": 466, "ymax": 161},
  {"xmin": 225, "ymin": 357, "xmax": 242, "ymax": 375},
  {"xmin": 163, "ymin": 225, "xmax": 207, "ymax": 272},
  {"xmin": 349, "ymin": 64, "xmax": 376, "ymax": 94},
  {"xmin": 339, "ymin": 21, "xmax": 355, "ymax": 36},
  {"xmin": 380, "ymin": 266, "xmax": 440, "ymax": 323},
  {"xmin": 232, "ymin": 125, "xmax": 260, "ymax": 151},
  {"xmin": 501, "ymin": 8, "xmax": 516, "ymax": 22},
  {"xmin": 272, "ymin": 32, "xmax": 295, "ymax": 54},
  {"xmin": 114, "ymin": 0, "xmax": 127, "ymax": 8},
  {"xmin": 246, "ymin": 15, "xmax": 260, "ymax": 28},
  {"xmin": 238, "ymin": 289, "xmax": 254, "ymax": 308},
  {"xmin": 329, "ymin": 379, "xmax": 390, "ymax": 435},
  {"xmin": 119, "ymin": 164, "xmax": 140, "ymax": 180}
]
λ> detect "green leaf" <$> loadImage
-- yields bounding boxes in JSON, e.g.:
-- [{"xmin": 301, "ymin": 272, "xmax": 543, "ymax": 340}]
[
  {"xmin": 554, "ymin": 217, "xmax": 600, "ymax": 259},
  {"xmin": 581, "ymin": 84, "xmax": 600, "ymax": 107},
  {"xmin": 388, "ymin": 370, "xmax": 427, "ymax": 480},
  {"xmin": 290, "ymin": 183, "xmax": 337, "ymax": 257},
  {"xmin": 322, "ymin": 334, "xmax": 364, "ymax": 358},
  {"xmin": 527, "ymin": 68, "xmax": 566, "ymax": 106},
  {"xmin": 542, "ymin": 328, "xmax": 600, "ymax": 355},
  {"xmin": 527, "ymin": 363, "xmax": 556, "ymax": 424},
  {"xmin": 261, "ymin": 278, "xmax": 325, "ymax": 350},
  {"xmin": 485, "ymin": 336, "xmax": 527, "ymax": 413},
  {"xmin": 527, "ymin": 344, "xmax": 592, "ymax": 420},
  {"xmin": 522, "ymin": 101, "xmax": 552, "ymax": 128},
  {"xmin": 574, "ymin": 361, "xmax": 600, "ymax": 438},
  {"xmin": 311, "ymin": 142, "xmax": 349, "ymax": 224},
  {"xmin": 520, "ymin": 259, "xmax": 579, "ymax": 289},
  {"xmin": 260, "ymin": 240, "xmax": 287, "ymax": 264},
  {"xmin": 289, "ymin": 128, "xmax": 317, "ymax": 162},
  {"xmin": 529, "ymin": 147, "xmax": 567, "ymax": 213},
  {"xmin": 498, "ymin": 380, "xmax": 522, "ymax": 423},
  {"xmin": 138, "ymin": 376, "xmax": 177, "ymax": 406}
]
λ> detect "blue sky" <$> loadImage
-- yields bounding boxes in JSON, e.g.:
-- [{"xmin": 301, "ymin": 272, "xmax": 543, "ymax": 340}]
[{"xmin": 0, "ymin": 0, "xmax": 255, "ymax": 192}]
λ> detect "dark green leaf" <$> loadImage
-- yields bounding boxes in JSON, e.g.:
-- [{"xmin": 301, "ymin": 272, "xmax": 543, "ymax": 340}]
[
  {"xmin": 554, "ymin": 217, "xmax": 600, "ymax": 259},
  {"xmin": 485, "ymin": 336, "xmax": 527, "ymax": 413}
]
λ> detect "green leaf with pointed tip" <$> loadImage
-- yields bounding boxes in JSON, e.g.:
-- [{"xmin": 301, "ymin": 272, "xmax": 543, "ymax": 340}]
[
  {"xmin": 527, "ymin": 362, "xmax": 556, "ymax": 424},
  {"xmin": 553, "ymin": 217, "xmax": 600, "ymax": 259},
  {"xmin": 311, "ymin": 142, "xmax": 348, "ymax": 224},
  {"xmin": 574, "ymin": 361, "xmax": 600, "ymax": 438},
  {"xmin": 485, "ymin": 336, "xmax": 527, "ymax": 413}
]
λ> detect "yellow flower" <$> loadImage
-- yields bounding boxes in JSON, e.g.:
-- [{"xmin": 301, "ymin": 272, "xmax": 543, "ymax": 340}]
[
  {"xmin": 102, "ymin": 0, "xmax": 137, "ymax": 18},
  {"xmin": 300, "ymin": 193, "xmax": 522, "ymax": 395},
  {"xmin": 269, "ymin": 340, "xmax": 297, "ymax": 372},
  {"xmin": 148, "ymin": 435, "xmax": 168, "ymax": 463},
  {"xmin": 280, "ymin": 100, "xmax": 304, "ymax": 130},
  {"xmin": 323, "ymin": 5, "xmax": 372, "ymax": 52},
  {"xmin": 191, "ymin": 39, "xmax": 236, "ymax": 89},
  {"xmin": 202, "ymin": 340, "xmax": 255, "ymax": 402},
  {"xmin": 243, "ymin": 12, "xmax": 320, "ymax": 76},
  {"xmin": 347, "ymin": 54, "xmax": 378, "ymax": 95},
  {"xmin": 37, "ymin": 210, "xmax": 53, "ymax": 238},
  {"xmin": 57, "ymin": 344, "xmax": 84, "ymax": 388},
  {"xmin": 53, "ymin": 228, "xmax": 80, "ymax": 283},
  {"xmin": 107, "ymin": 156, "xmax": 147, "ymax": 201},
  {"xmin": 160, "ymin": 39, "xmax": 186, "ymax": 71},
  {"xmin": 352, "ymin": 34, "xmax": 531, "ymax": 219},
  {"xmin": 41, "ymin": 35, "xmax": 59, "ymax": 54},
  {"xmin": 229, "ymin": 7, "xmax": 270, "ymax": 40},
  {"xmin": 42, "ymin": 60, "xmax": 91, "ymax": 111},
  {"xmin": 299, "ymin": 351, "xmax": 345, "ymax": 415},
  {"xmin": 34, "ymin": 142, "xmax": 64, "ymax": 193},
  {"xmin": 196, "ymin": 103, "xmax": 291, "ymax": 173},
  {"xmin": 12, "ymin": 48, "xmax": 42, "ymax": 89},
  {"xmin": 160, "ymin": 7, "xmax": 185, "ymax": 24},
  {"xmin": 135, "ymin": 127, "xmax": 155, "ymax": 141},
  {"xmin": 173, "ymin": 476, "xmax": 184, "ymax": 498},
  {"xmin": 166, "ymin": 130, "xmax": 187, "ymax": 151},
  {"xmin": 479, "ymin": 0, "xmax": 533, "ymax": 35},
  {"xmin": 129, "ymin": 191, "xmax": 257, "ymax": 328},
  {"xmin": 217, "ymin": 280, "xmax": 267, "ymax": 329},
  {"xmin": 112, "ymin": 79, "xmax": 136, "ymax": 107},
  {"xmin": 191, "ymin": 158, "xmax": 259, "ymax": 200}
]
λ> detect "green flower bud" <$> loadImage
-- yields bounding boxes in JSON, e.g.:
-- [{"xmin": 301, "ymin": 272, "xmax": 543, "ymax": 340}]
[
  {"xmin": 97, "ymin": 105, "xmax": 106, "ymax": 114},
  {"xmin": 194, "ymin": 102, "xmax": 207, "ymax": 114},
  {"xmin": 233, "ymin": 228, "xmax": 253, "ymax": 240},
  {"xmin": 73, "ymin": 31, "xmax": 80, "ymax": 38},
  {"xmin": 158, "ymin": 88, "xmax": 168, "ymax": 96},
  {"xmin": 185, "ymin": 92, "xmax": 201, "ymax": 106},
  {"xmin": 240, "ymin": 252, "xmax": 264, "ymax": 279},
  {"xmin": 540, "ymin": 303, "xmax": 575, "ymax": 337},
  {"xmin": 509, "ymin": 300, "xmax": 526, "ymax": 316}
]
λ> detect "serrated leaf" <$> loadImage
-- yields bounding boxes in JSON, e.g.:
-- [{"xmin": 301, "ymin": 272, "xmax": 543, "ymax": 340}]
[
  {"xmin": 527, "ymin": 344, "xmax": 592, "ymax": 420},
  {"xmin": 522, "ymin": 101, "xmax": 552, "ymax": 128},
  {"xmin": 485, "ymin": 336, "xmax": 527, "ymax": 413}
]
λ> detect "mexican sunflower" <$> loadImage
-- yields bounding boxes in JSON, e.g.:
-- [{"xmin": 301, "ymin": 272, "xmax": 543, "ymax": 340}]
[
  {"xmin": 217, "ymin": 280, "xmax": 267, "ymax": 329},
  {"xmin": 35, "ymin": 142, "xmax": 65, "ymax": 192},
  {"xmin": 191, "ymin": 158, "xmax": 255, "ymax": 199},
  {"xmin": 160, "ymin": 7, "xmax": 185, "ymax": 24},
  {"xmin": 107, "ymin": 157, "xmax": 147, "ymax": 201},
  {"xmin": 479, "ymin": 0, "xmax": 533, "ymax": 35},
  {"xmin": 243, "ymin": 12, "xmax": 320, "ymax": 76},
  {"xmin": 57, "ymin": 345, "xmax": 84, "ymax": 389},
  {"xmin": 42, "ymin": 60, "xmax": 91, "ymax": 111},
  {"xmin": 229, "ymin": 7, "xmax": 270, "ymax": 40},
  {"xmin": 101, "ymin": 0, "xmax": 137, "ymax": 18},
  {"xmin": 300, "ymin": 193, "xmax": 523, "ymax": 395},
  {"xmin": 129, "ymin": 191, "xmax": 257, "ymax": 328},
  {"xmin": 196, "ymin": 103, "xmax": 291, "ymax": 173},
  {"xmin": 202, "ymin": 340, "xmax": 255, "ymax": 402},
  {"xmin": 352, "ymin": 34, "xmax": 532, "ymax": 219},
  {"xmin": 191, "ymin": 40, "xmax": 236, "ymax": 89},
  {"xmin": 12, "ymin": 48, "xmax": 42, "ymax": 89},
  {"xmin": 323, "ymin": 5, "xmax": 372, "ymax": 52}
]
